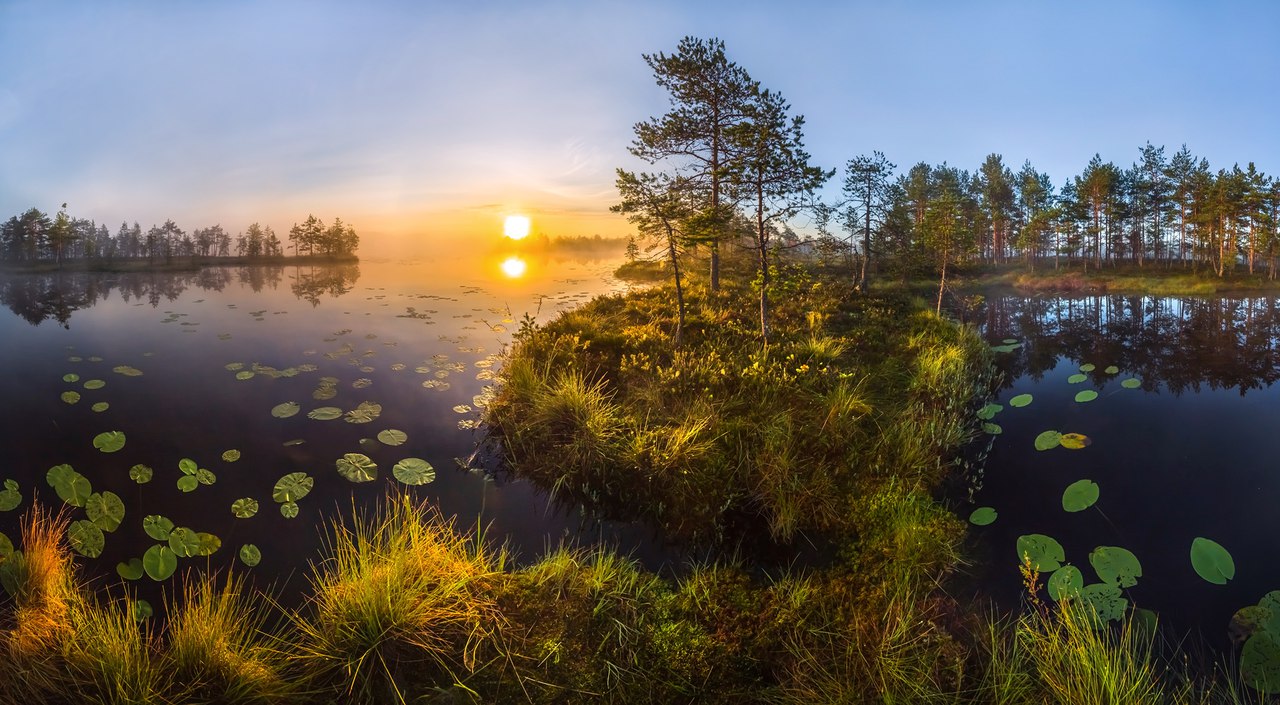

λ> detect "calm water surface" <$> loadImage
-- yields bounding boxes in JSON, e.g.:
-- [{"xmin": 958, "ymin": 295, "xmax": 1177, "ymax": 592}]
[
  {"xmin": 969, "ymin": 293, "xmax": 1280, "ymax": 646},
  {"xmin": 0, "ymin": 251, "xmax": 668, "ymax": 607}
]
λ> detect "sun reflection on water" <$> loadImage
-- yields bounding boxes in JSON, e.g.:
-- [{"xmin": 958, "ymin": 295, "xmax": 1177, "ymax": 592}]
[{"xmin": 500, "ymin": 256, "xmax": 527, "ymax": 278}]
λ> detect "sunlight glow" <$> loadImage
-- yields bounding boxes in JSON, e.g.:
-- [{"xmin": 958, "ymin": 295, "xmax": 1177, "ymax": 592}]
[
  {"xmin": 500, "ymin": 256, "xmax": 527, "ymax": 278},
  {"xmin": 503, "ymin": 215, "xmax": 531, "ymax": 240}
]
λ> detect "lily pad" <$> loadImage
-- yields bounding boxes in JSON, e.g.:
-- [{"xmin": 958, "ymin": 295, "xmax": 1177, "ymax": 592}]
[
  {"xmin": 116, "ymin": 558, "xmax": 144, "ymax": 581},
  {"xmin": 0, "ymin": 479, "xmax": 21, "ymax": 511},
  {"xmin": 143, "ymin": 544, "xmax": 177, "ymax": 581},
  {"xmin": 1104, "ymin": 365, "xmax": 1119, "ymax": 374},
  {"xmin": 1067, "ymin": 373, "xmax": 1087, "ymax": 384},
  {"xmin": 1121, "ymin": 377, "xmax": 1141, "ymax": 389},
  {"xmin": 1242, "ymin": 631, "xmax": 1280, "ymax": 694},
  {"xmin": 1074, "ymin": 390, "xmax": 1098, "ymax": 403},
  {"xmin": 1079, "ymin": 363, "xmax": 1096, "ymax": 372},
  {"xmin": 990, "ymin": 344, "xmax": 1020, "ymax": 353},
  {"xmin": 178, "ymin": 458, "xmax": 197, "ymax": 475},
  {"xmin": 1016, "ymin": 533, "xmax": 1065, "ymax": 573},
  {"xmin": 344, "ymin": 401, "xmax": 383, "ymax": 424},
  {"xmin": 308, "ymin": 406, "xmax": 343, "ymax": 421},
  {"xmin": 280, "ymin": 501, "xmax": 299, "ymax": 518},
  {"xmin": 47, "ymin": 464, "xmax": 92, "ymax": 507},
  {"xmin": 177, "ymin": 476, "xmax": 199, "ymax": 492},
  {"xmin": 68, "ymin": 520, "xmax": 105, "ymax": 558},
  {"xmin": 1047, "ymin": 565, "xmax": 1084, "ymax": 602},
  {"xmin": 235, "ymin": 371, "xmax": 255, "ymax": 381},
  {"xmin": 272, "ymin": 472, "xmax": 313, "ymax": 503},
  {"xmin": 271, "ymin": 402, "xmax": 301, "ymax": 419},
  {"xmin": 1232, "ymin": 605, "xmax": 1276, "ymax": 643},
  {"xmin": 91, "ymin": 402, "xmax": 109, "ymax": 412},
  {"xmin": 61, "ymin": 391, "xmax": 80, "ymax": 404},
  {"xmin": 1002, "ymin": 338, "xmax": 1018, "ymax": 344},
  {"xmin": 1034, "ymin": 430, "xmax": 1062, "ymax": 451},
  {"xmin": 112, "ymin": 365, "xmax": 143, "ymax": 376},
  {"xmin": 976, "ymin": 403, "xmax": 1003, "ymax": 420},
  {"xmin": 1060, "ymin": 433, "xmax": 1091, "ymax": 449},
  {"xmin": 85, "ymin": 491, "xmax": 125, "ymax": 532},
  {"xmin": 1062, "ymin": 480, "xmax": 1100, "ymax": 512},
  {"xmin": 134, "ymin": 599, "xmax": 153, "ymax": 621},
  {"xmin": 129, "ymin": 464, "xmax": 153, "ymax": 484},
  {"xmin": 1191, "ymin": 537, "xmax": 1235, "ymax": 585},
  {"xmin": 1090, "ymin": 545, "xmax": 1142, "ymax": 588},
  {"xmin": 968, "ymin": 507, "xmax": 997, "ymax": 526},
  {"xmin": 1078, "ymin": 583, "xmax": 1128, "ymax": 627},
  {"xmin": 1008, "ymin": 394, "xmax": 1033, "ymax": 408},
  {"xmin": 982, "ymin": 423, "xmax": 1002, "ymax": 435},
  {"xmin": 195, "ymin": 468, "xmax": 216, "ymax": 486},
  {"xmin": 336, "ymin": 453, "xmax": 378, "ymax": 482},
  {"xmin": 168, "ymin": 527, "xmax": 201, "ymax": 557},
  {"xmin": 195, "ymin": 533, "xmax": 221, "ymax": 556},
  {"xmin": 62, "ymin": 373, "xmax": 80, "ymax": 383},
  {"xmin": 83, "ymin": 379, "xmax": 105, "ymax": 390},
  {"xmin": 143, "ymin": 515, "xmax": 174, "ymax": 541},
  {"xmin": 231, "ymin": 498, "xmax": 259, "ymax": 518},
  {"xmin": 222, "ymin": 449, "xmax": 240, "ymax": 462},
  {"xmin": 239, "ymin": 544, "xmax": 261, "ymax": 567},
  {"xmin": 377, "ymin": 429, "xmax": 408, "ymax": 446},
  {"xmin": 392, "ymin": 458, "xmax": 435, "ymax": 485}
]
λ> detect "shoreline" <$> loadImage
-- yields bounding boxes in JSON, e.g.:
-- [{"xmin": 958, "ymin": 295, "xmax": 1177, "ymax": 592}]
[{"xmin": 0, "ymin": 254, "xmax": 359, "ymax": 274}]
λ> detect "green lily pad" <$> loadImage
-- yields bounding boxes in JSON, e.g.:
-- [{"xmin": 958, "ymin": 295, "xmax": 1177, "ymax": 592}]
[
  {"xmin": 176, "ymin": 476, "xmax": 199, "ymax": 492},
  {"xmin": 231, "ymin": 498, "xmax": 259, "ymax": 518},
  {"xmin": 1047, "ymin": 565, "xmax": 1084, "ymax": 602},
  {"xmin": 1232, "ymin": 605, "xmax": 1276, "ymax": 642},
  {"xmin": 195, "ymin": 532, "xmax": 221, "ymax": 556},
  {"xmin": 271, "ymin": 402, "xmax": 301, "ymax": 418},
  {"xmin": 1259, "ymin": 593, "xmax": 1280, "ymax": 634},
  {"xmin": 0, "ymin": 532, "xmax": 12, "ymax": 558},
  {"xmin": 83, "ymin": 379, "xmax": 105, "ymax": 390},
  {"xmin": 1067, "ymin": 373, "xmax": 1087, "ymax": 384},
  {"xmin": 280, "ymin": 501, "xmax": 299, "ymax": 518},
  {"xmin": 1242, "ymin": 630, "xmax": 1280, "ymax": 694},
  {"xmin": 1191, "ymin": 537, "xmax": 1235, "ymax": 585},
  {"xmin": 1062, "ymin": 480, "xmax": 1100, "ymax": 512},
  {"xmin": 344, "ymin": 401, "xmax": 383, "ymax": 424},
  {"xmin": 0, "ymin": 479, "xmax": 21, "ymax": 511},
  {"xmin": 982, "ymin": 422, "xmax": 1002, "ymax": 435},
  {"xmin": 1074, "ymin": 390, "xmax": 1098, "ymax": 403},
  {"xmin": 221, "ymin": 449, "xmax": 241, "ymax": 462},
  {"xmin": 1090, "ymin": 545, "xmax": 1142, "ymax": 588},
  {"xmin": 195, "ymin": 468, "xmax": 216, "ymax": 486},
  {"xmin": 392, "ymin": 458, "xmax": 435, "ymax": 485},
  {"xmin": 62, "ymin": 373, "xmax": 80, "ymax": 383},
  {"xmin": 116, "ymin": 558, "xmax": 144, "ymax": 581},
  {"xmin": 1079, "ymin": 363, "xmax": 1096, "ymax": 372},
  {"xmin": 990, "ymin": 344, "xmax": 1020, "ymax": 353},
  {"xmin": 1104, "ymin": 366, "xmax": 1119, "ymax": 374},
  {"xmin": 134, "ymin": 599, "xmax": 153, "ymax": 621},
  {"xmin": 113, "ymin": 365, "xmax": 143, "ymax": 377},
  {"xmin": 143, "ymin": 515, "xmax": 174, "ymax": 541},
  {"xmin": 1121, "ymin": 378, "xmax": 1141, "ymax": 389},
  {"xmin": 143, "ymin": 544, "xmax": 177, "ymax": 581},
  {"xmin": 968, "ymin": 507, "xmax": 997, "ymax": 526},
  {"xmin": 85, "ymin": 491, "xmax": 125, "ymax": 532},
  {"xmin": 235, "ymin": 371, "xmax": 255, "ymax": 381},
  {"xmin": 272, "ymin": 472, "xmax": 313, "ymax": 503},
  {"xmin": 68, "ymin": 520, "xmax": 105, "ymax": 558},
  {"xmin": 239, "ymin": 544, "xmax": 261, "ymax": 567},
  {"xmin": 92, "ymin": 431, "xmax": 125, "ymax": 453},
  {"xmin": 1060, "ymin": 433, "xmax": 1091, "ymax": 449},
  {"xmin": 976, "ymin": 403, "xmax": 1003, "ymax": 420},
  {"xmin": 308, "ymin": 406, "xmax": 342, "ymax": 421},
  {"xmin": 168, "ymin": 527, "xmax": 201, "ymax": 557},
  {"xmin": 336, "ymin": 453, "xmax": 378, "ymax": 482},
  {"xmin": 91, "ymin": 401, "xmax": 109, "ymax": 412},
  {"xmin": 1002, "ymin": 338, "xmax": 1018, "ymax": 344},
  {"xmin": 1016, "ymin": 533, "xmax": 1065, "ymax": 572},
  {"xmin": 1078, "ymin": 583, "xmax": 1128, "ymax": 627},
  {"xmin": 47, "ymin": 464, "xmax": 92, "ymax": 507},
  {"xmin": 1008, "ymin": 394, "xmax": 1033, "ymax": 408},
  {"xmin": 377, "ymin": 429, "xmax": 408, "ymax": 446},
  {"xmin": 1034, "ymin": 430, "xmax": 1062, "ymax": 451},
  {"xmin": 129, "ymin": 464, "xmax": 153, "ymax": 484},
  {"xmin": 178, "ymin": 458, "xmax": 198, "ymax": 475},
  {"xmin": 61, "ymin": 391, "xmax": 80, "ymax": 404}
]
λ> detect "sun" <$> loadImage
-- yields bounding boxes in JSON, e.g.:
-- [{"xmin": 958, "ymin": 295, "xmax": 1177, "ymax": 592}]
[{"xmin": 503, "ymin": 215, "xmax": 531, "ymax": 240}]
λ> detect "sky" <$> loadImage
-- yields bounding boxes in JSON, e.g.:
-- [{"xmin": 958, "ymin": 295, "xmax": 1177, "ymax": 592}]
[{"xmin": 2, "ymin": 0, "xmax": 1279, "ymax": 258}]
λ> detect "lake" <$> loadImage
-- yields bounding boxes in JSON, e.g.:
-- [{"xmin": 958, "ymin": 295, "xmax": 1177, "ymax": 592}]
[
  {"xmin": 0, "ymin": 250, "xmax": 669, "ymax": 608},
  {"xmin": 968, "ymin": 292, "xmax": 1280, "ymax": 647}
]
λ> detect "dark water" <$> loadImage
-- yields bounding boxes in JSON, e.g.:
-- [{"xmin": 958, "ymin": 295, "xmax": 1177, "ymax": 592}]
[
  {"xmin": 968, "ymin": 293, "xmax": 1280, "ymax": 648},
  {"xmin": 0, "ymin": 253, "xmax": 670, "ymax": 608}
]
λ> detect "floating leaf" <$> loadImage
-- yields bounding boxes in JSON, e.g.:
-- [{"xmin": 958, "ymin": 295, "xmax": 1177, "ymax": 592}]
[
  {"xmin": 239, "ymin": 544, "xmax": 261, "ymax": 567},
  {"xmin": 1074, "ymin": 390, "xmax": 1098, "ymax": 403},
  {"xmin": 336, "ymin": 453, "xmax": 378, "ymax": 482},
  {"xmin": 1060, "ymin": 433, "xmax": 1091, "ymax": 449},
  {"xmin": 225, "ymin": 362, "xmax": 244, "ymax": 371},
  {"xmin": 1190, "ymin": 537, "xmax": 1235, "ymax": 585},
  {"xmin": 1008, "ymin": 394, "xmax": 1033, "ymax": 408},
  {"xmin": 143, "ymin": 545, "xmax": 177, "ymax": 581},
  {"xmin": 83, "ymin": 379, "xmax": 105, "ymax": 390},
  {"xmin": 1090, "ymin": 545, "xmax": 1142, "ymax": 588},
  {"xmin": 1121, "ymin": 378, "xmax": 1141, "ymax": 389},
  {"xmin": 271, "ymin": 402, "xmax": 300, "ymax": 419},
  {"xmin": 85, "ymin": 491, "xmax": 125, "ymax": 532},
  {"xmin": 1016, "ymin": 534, "xmax": 1065, "ymax": 572},
  {"xmin": 231, "ymin": 498, "xmax": 259, "ymax": 518},
  {"xmin": 1079, "ymin": 363, "xmax": 1096, "ymax": 372},
  {"xmin": 61, "ymin": 391, "xmax": 80, "ymax": 404},
  {"xmin": 392, "ymin": 458, "xmax": 435, "ymax": 485},
  {"xmin": 135, "ymin": 599, "xmax": 153, "ymax": 621},
  {"xmin": 116, "ymin": 558, "xmax": 144, "ymax": 581},
  {"xmin": 308, "ymin": 406, "xmax": 342, "ymax": 421},
  {"xmin": 143, "ymin": 515, "xmax": 175, "ymax": 541},
  {"xmin": 1242, "ymin": 631, "xmax": 1280, "ymax": 694},
  {"xmin": 1232, "ymin": 605, "xmax": 1276, "ymax": 643},
  {"xmin": 1078, "ymin": 583, "xmax": 1128, "ymax": 627},
  {"xmin": 47, "ymin": 464, "xmax": 92, "ymax": 507},
  {"xmin": 1002, "ymin": 338, "xmax": 1018, "ymax": 344},
  {"xmin": 272, "ymin": 472, "xmax": 313, "ymax": 503},
  {"xmin": 1062, "ymin": 480, "xmax": 1100, "ymax": 512},
  {"xmin": 968, "ymin": 507, "xmax": 997, "ymax": 526},
  {"xmin": 1034, "ymin": 430, "xmax": 1062, "ymax": 451},
  {"xmin": 1104, "ymin": 365, "xmax": 1119, "ymax": 375},
  {"xmin": 976, "ymin": 403, "xmax": 1003, "ymax": 420},
  {"xmin": 0, "ymin": 532, "xmax": 12, "ymax": 558},
  {"xmin": 91, "ymin": 402, "xmax": 109, "ymax": 412},
  {"xmin": 112, "ymin": 365, "xmax": 143, "ymax": 376},
  {"xmin": 1067, "ymin": 373, "xmax": 1087, "ymax": 384},
  {"xmin": 129, "ymin": 464, "xmax": 153, "ymax": 484},
  {"xmin": 982, "ymin": 422, "xmax": 1002, "ymax": 435},
  {"xmin": 168, "ymin": 527, "xmax": 201, "ymax": 557},
  {"xmin": 221, "ymin": 449, "xmax": 240, "ymax": 462},
  {"xmin": 195, "ymin": 468, "xmax": 216, "ymax": 486},
  {"xmin": 990, "ymin": 343, "xmax": 1020, "ymax": 353},
  {"xmin": 68, "ymin": 520, "xmax": 105, "ymax": 558},
  {"xmin": 0, "ymin": 479, "xmax": 20, "ymax": 511},
  {"xmin": 178, "ymin": 458, "xmax": 197, "ymax": 475},
  {"xmin": 1047, "ymin": 565, "xmax": 1084, "ymax": 602},
  {"xmin": 280, "ymin": 501, "xmax": 299, "ymax": 518},
  {"xmin": 92, "ymin": 431, "xmax": 125, "ymax": 453},
  {"xmin": 195, "ymin": 533, "xmax": 221, "ymax": 556},
  {"xmin": 62, "ymin": 373, "xmax": 80, "ymax": 383},
  {"xmin": 377, "ymin": 429, "xmax": 408, "ymax": 446},
  {"xmin": 235, "ymin": 371, "xmax": 255, "ymax": 381},
  {"xmin": 344, "ymin": 401, "xmax": 382, "ymax": 424},
  {"xmin": 177, "ymin": 476, "xmax": 199, "ymax": 492}
]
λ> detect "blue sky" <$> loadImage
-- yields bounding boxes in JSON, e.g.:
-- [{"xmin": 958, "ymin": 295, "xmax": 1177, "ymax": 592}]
[{"xmin": 2, "ymin": 1, "xmax": 1277, "ymax": 255}]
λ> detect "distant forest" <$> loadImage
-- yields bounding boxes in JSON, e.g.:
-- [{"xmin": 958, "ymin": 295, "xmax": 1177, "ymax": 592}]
[{"xmin": 0, "ymin": 208, "xmax": 359, "ymax": 264}]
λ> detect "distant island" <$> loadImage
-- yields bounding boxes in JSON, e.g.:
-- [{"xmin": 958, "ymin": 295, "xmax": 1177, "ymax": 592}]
[{"xmin": 0, "ymin": 207, "xmax": 359, "ymax": 271}]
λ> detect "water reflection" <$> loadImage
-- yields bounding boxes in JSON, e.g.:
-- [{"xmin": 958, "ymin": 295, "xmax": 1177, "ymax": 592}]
[
  {"xmin": 979, "ymin": 294, "xmax": 1280, "ymax": 395},
  {"xmin": 499, "ymin": 256, "xmax": 527, "ymax": 279},
  {"xmin": 0, "ymin": 264, "xmax": 360, "ymax": 327}
]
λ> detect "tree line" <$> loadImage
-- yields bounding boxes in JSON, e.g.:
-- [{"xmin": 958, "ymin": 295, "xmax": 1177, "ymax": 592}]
[
  {"xmin": 617, "ymin": 37, "xmax": 1280, "ymax": 331},
  {"xmin": 0, "ymin": 207, "xmax": 359, "ymax": 264}
]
